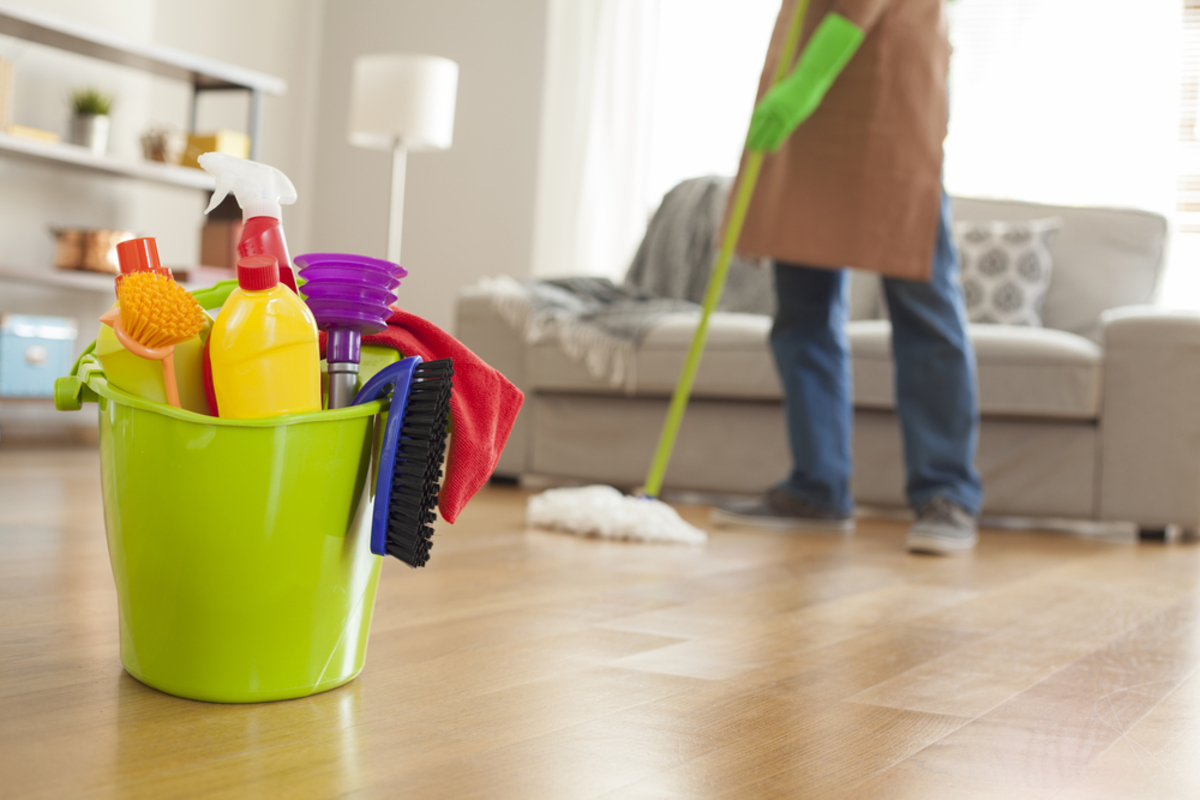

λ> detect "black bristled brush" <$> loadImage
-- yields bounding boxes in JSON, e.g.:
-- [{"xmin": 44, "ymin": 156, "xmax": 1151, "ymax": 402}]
[{"xmin": 353, "ymin": 356, "xmax": 454, "ymax": 567}]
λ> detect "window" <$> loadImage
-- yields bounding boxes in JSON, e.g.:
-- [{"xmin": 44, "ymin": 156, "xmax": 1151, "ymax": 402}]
[{"xmin": 944, "ymin": 0, "xmax": 1186, "ymax": 304}]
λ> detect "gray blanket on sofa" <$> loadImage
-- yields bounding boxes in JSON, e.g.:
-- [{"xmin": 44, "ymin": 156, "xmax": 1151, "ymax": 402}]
[
  {"xmin": 625, "ymin": 175, "xmax": 774, "ymax": 317},
  {"xmin": 482, "ymin": 176, "xmax": 775, "ymax": 389},
  {"xmin": 538, "ymin": 276, "xmax": 697, "ymax": 341},
  {"xmin": 480, "ymin": 275, "xmax": 695, "ymax": 391}
]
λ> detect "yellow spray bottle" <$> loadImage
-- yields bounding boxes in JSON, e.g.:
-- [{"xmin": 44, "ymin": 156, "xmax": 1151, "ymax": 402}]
[{"xmin": 209, "ymin": 255, "xmax": 321, "ymax": 419}]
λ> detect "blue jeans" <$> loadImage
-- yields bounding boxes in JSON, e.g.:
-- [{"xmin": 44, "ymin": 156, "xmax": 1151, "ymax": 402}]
[{"xmin": 770, "ymin": 190, "xmax": 982, "ymax": 515}]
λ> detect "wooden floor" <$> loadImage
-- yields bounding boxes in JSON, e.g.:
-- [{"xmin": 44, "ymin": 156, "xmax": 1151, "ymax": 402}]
[{"xmin": 3, "ymin": 447, "xmax": 1200, "ymax": 799}]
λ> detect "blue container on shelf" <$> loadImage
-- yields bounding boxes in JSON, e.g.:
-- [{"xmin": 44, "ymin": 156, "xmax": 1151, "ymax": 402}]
[{"xmin": 0, "ymin": 314, "xmax": 78, "ymax": 397}]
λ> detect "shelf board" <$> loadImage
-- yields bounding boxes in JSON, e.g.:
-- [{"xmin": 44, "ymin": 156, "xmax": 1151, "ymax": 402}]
[
  {"xmin": 0, "ymin": 1, "xmax": 285, "ymax": 93},
  {"xmin": 0, "ymin": 266, "xmax": 117, "ymax": 294},
  {"xmin": 0, "ymin": 266, "xmax": 205, "ymax": 294},
  {"xmin": 0, "ymin": 133, "xmax": 216, "ymax": 190}
]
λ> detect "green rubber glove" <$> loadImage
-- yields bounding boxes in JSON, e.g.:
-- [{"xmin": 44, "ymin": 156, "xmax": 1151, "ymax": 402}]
[{"xmin": 747, "ymin": 13, "xmax": 865, "ymax": 153}]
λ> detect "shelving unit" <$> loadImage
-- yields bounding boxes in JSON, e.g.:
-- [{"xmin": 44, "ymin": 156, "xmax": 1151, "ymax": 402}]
[
  {"xmin": 0, "ymin": 2, "xmax": 286, "ymax": 292},
  {"xmin": 0, "ymin": 1, "xmax": 286, "ymax": 157},
  {"xmin": 0, "ymin": 132, "xmax": 216, "ymax": 190},
  {"xmin": 0, "ymin": 2, "xmax": 286, "ymax": 416},
  {"xmin": 0, "ymin": 266, "xmax": 203, "ymax": 294},
  {"xmin": 0, "ymin": 265, "xmax": 117, "ymax": 294}
]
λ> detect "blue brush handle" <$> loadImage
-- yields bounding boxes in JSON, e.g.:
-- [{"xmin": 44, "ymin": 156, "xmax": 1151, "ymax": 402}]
[{"xmin": 353, "ymin": 356, "xmax": 423, "ymax": 556}]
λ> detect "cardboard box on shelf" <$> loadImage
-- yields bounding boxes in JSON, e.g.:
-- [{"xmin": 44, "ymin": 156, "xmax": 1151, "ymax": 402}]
[
  {"xmin": 180, "ymin": 130, "xmax": 250, "ymax": 170},
  {"xmin": 200, "ymin": 219, "xmax": 243, "ymax": 269}
]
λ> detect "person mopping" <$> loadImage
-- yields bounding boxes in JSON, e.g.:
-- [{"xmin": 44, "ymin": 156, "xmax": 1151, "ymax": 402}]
[
  {"xmin": 528, "ymin": 0, "xmax": 980, "ymax": 552},
  {"xmin": 712, "ymin": 0, "xmax": 984, "ymax": 555}
]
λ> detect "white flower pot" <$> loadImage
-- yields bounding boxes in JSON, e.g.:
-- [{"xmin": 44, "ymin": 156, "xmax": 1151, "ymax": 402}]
[{"xmin": 70, "ymin": 114, "xmax": 110, "ymax": 156}]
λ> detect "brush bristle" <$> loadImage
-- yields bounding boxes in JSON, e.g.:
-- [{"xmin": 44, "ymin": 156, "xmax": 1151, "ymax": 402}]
[
  {"xmin": 386, "ymin": 358, "xmax": 453, "ymax": 567},
  {"xmin": 117, "ymin": 272, "xmax": 205, "ymax": 349}
]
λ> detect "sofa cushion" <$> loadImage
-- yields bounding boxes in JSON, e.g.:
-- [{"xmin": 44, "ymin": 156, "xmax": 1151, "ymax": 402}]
[
  {"xmin": 530, "ymin": 311, "xmax": 1103, "ymax": 420},
  {"xmin": 955, "ymin": 217, "xmax": 1061, "ymax": 326},
  {"xmin": 530, "ymin": 312, "xmax": 781, "ymax": 399},
  {"xmin": 952, "ymin": 198, "xmax": 1166, "ymax": 341},
  {"xmin": 852, "ymin": 320, "xmax": 1103, "ymax": 420}
]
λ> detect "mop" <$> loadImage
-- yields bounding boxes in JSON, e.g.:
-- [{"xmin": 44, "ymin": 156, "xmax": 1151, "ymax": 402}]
[{"xmin": 527, "ymin": 0, "xmax": 814, "ymax": 544}]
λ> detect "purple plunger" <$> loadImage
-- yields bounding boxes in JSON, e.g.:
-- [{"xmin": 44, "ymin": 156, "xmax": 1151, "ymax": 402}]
[{"xmin": 296, "ymin": 253, "xmax": 408, "ymax": 409}]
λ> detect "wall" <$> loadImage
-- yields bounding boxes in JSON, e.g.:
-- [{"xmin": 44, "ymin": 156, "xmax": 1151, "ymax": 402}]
[{"xmin": 308, "ymin": 0, "xmax": 548, "ymax": 331}]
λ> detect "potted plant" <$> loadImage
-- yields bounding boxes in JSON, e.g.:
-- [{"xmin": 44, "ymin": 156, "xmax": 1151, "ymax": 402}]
[{"xmin": 69, "ymin": 87, "xmax": 114, "ymax": 156}]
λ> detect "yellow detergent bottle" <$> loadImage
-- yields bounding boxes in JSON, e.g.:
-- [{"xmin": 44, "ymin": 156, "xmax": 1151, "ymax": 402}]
[{"xmin": 210, "ymin": 255, "xmax": 321, "ymax": 419}]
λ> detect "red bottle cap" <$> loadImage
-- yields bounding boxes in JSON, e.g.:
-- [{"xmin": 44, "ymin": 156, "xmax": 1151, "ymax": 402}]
[
  {"xmin": 237, "ymin": 255, "xmax": 280, "ymax": 291},
  {"xmin": 116, "ymin": 237, "xmax": 162, "ymax": 275}
]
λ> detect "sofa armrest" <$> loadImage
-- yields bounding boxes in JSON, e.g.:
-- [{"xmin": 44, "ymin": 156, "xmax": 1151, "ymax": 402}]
[
  {"xmin": 455, "ymin": 284, "xmax": 531, "ymax": 478},
  {"xmin": 1098, "ymin": 306, "xmax": 1200, "ymax": 528}
]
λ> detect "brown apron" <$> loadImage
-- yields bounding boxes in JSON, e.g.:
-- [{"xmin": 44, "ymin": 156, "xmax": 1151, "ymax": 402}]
[{"xmin": 733, "ymin": 0, "xmax": 950, "ymax": 281}]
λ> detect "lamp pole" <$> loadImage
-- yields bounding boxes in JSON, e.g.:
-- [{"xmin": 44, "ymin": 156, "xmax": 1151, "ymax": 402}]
[{"xmin": 388, "ymin": 139, "xmax": 407, "ymax": 264}]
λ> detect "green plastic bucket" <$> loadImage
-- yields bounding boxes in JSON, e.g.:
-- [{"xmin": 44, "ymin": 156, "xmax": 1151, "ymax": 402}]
[{"xmin": 56, "ymin": 281, "xmax": 386, "ymax": 703}]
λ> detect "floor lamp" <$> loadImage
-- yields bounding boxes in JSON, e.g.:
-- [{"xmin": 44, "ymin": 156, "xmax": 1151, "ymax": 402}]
[{"xmin": 348, "ymin": 54, "xmax": 459, "ymax": 264}]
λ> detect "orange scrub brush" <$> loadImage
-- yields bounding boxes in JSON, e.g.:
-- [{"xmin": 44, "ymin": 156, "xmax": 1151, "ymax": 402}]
[{"xmin": 100, "ymin": 271, "xmax": 206, "ymax": 409}]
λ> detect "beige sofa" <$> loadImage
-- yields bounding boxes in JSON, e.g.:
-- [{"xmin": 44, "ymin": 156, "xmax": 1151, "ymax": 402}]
[{"xmin": 458, "ymin": 197, "xmax": 1200, "ymax": 535}]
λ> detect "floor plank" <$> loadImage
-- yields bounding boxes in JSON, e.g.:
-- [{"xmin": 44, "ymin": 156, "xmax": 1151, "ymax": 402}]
[{"xmin": 4, "ymin": 446, "xmax": 1200, "ymax": 798}]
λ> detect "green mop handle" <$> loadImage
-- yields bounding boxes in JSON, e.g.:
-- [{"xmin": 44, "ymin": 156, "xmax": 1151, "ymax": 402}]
[{"xmin": 642, "ymin": 0, "xmax": 811, "ymax": 499}]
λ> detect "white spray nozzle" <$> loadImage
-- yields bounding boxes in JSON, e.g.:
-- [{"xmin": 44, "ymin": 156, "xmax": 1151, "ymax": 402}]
[{"xmin": 199, "ymin": 152, "xmax": 297, "ymax": 221}]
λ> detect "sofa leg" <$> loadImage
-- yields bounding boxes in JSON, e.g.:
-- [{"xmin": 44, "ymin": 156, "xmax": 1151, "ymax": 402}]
[
  {"xmin": 1138, "ymin": 526, "xmax": 1169, "ymax": 543},
  {"xmin": 1136, "ymin": 525, "xmax": 1194, "ymax": 543}
]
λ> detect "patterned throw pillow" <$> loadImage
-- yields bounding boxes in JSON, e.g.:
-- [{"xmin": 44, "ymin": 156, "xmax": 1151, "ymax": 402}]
[{"xmin": 953, "ymin": 218, "xmax": 1062, "ymax": 326}]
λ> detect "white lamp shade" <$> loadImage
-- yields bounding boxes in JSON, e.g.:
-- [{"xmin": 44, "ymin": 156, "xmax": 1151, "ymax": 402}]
[{"xmin": 348, "ymin": 54, "xmax": 459, "ymax": 151}]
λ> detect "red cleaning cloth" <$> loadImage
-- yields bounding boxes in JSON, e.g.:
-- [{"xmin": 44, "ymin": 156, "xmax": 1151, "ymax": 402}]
[{"xmin": 320, "ymin": 309, "xmax": 523, "ymax": 524}]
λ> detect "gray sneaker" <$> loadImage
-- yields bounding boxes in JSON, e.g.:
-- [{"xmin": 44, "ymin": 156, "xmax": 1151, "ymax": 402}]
[
  {"xmin": 906, "ymin": 497, "xmax": 978, "ymax": 555},
  {"xmin": 711, "ymin": 487, "xmax": 854, "ymax": 532}
]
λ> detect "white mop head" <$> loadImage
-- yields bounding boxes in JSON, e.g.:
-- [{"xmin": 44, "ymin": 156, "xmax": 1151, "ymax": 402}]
[{"xmin": 526, "ymin": 485, "xmax": 707, "ymax": 545}]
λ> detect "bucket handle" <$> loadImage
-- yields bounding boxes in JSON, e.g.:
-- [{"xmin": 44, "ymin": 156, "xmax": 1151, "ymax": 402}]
[{"xmin": 55, "ymin": 345, "xmax": 101, "ymax": 411}]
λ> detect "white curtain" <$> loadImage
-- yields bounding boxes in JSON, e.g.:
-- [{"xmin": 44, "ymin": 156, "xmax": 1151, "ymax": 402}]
[
  {"xmin": 642, "ymin": 0, "xmax": 781, "ymax": 221},
  {"xmin": 531, "ymin": 0, "xmax": 661, "ymax": 279},
  {"xmin": 532, "ymin": 0, "xmax": 780, "ymax": 280}
]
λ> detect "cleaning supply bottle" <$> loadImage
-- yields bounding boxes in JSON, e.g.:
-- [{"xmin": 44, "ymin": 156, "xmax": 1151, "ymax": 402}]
[
  {"xmin": 209, "ymin": 255, "xmax": 321, "ymax": 419},
  {"xmin": 198, "ymin": 152, "xmax": 300, "ymax": 293}
]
